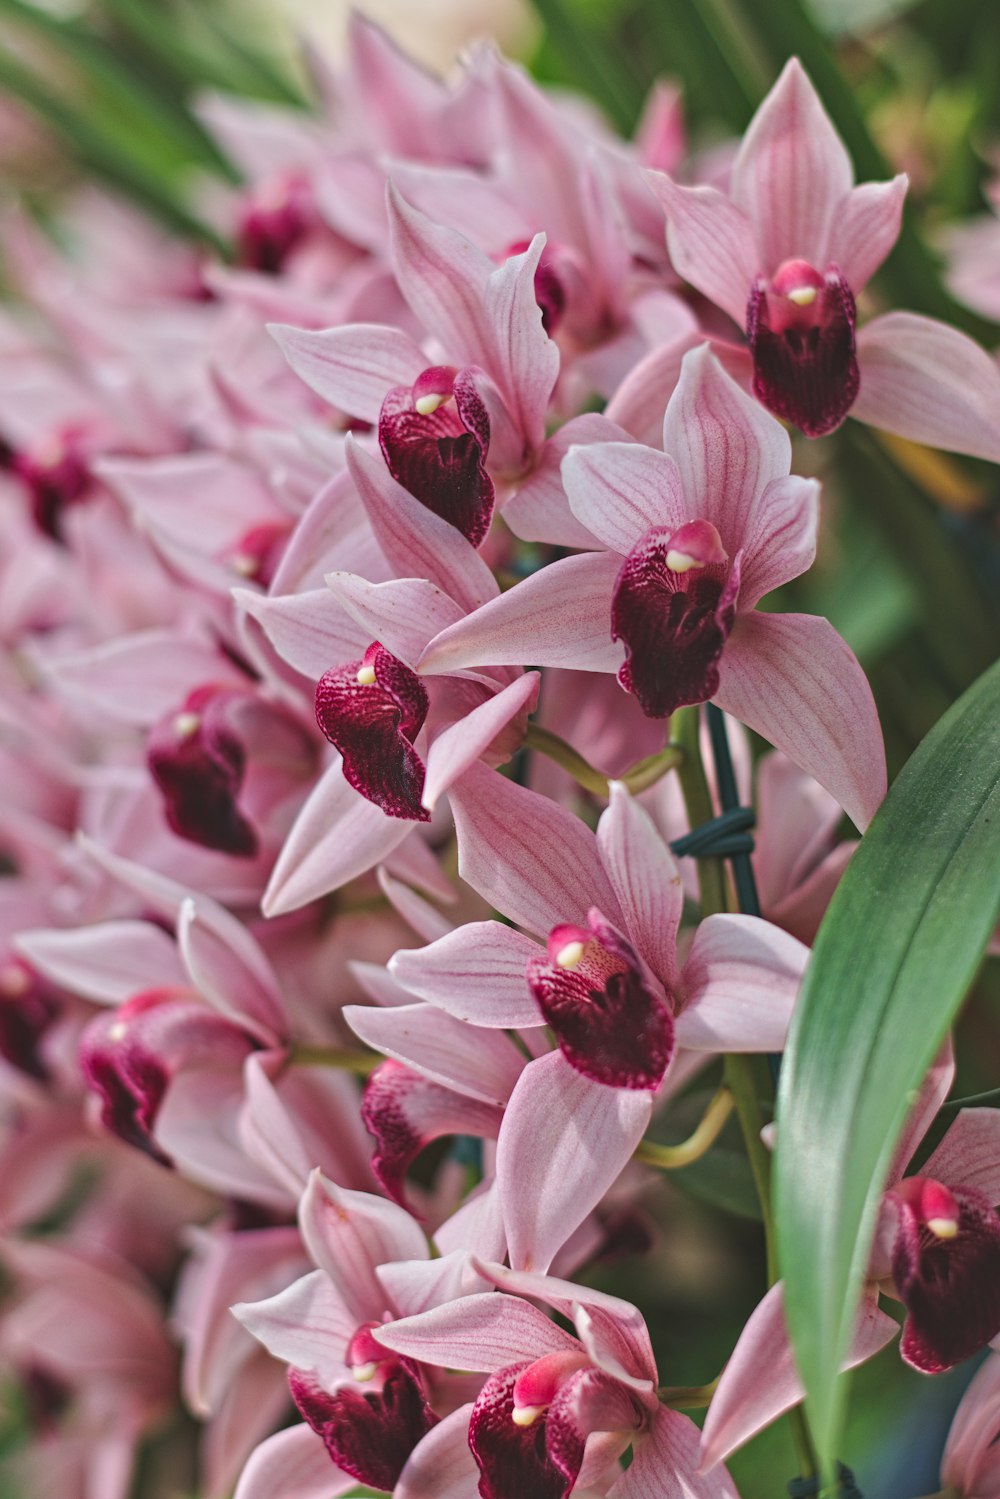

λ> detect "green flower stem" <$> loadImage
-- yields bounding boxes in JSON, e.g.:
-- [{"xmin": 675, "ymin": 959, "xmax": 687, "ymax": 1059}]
[
  {"xmin": 523, "ymin": 724, "xmax": 683, "ymax": 799},
  {"xmin": 635, "ymin": 1086, "xmax": 734, "ymax": 1170},
  {"xmin": 672, "ymin": 706, "xmax": 729, "ymax": 918},
  {"xmin": 288, "ymin": 1044, "xmax": 380, "ymax": 1076},
  {"xmin": 658, "ymin": 1375, "xmax": 720, "ymax": 1409}
]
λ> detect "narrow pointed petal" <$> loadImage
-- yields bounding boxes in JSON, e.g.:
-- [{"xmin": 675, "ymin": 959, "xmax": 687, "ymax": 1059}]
[
  {"xmin": 41, "ymin": 630, "xmax": 233, "ymax": 727},
  {"xmin": 235, "ymin": 588, "xmax": 368, "ymax": 680},
  {"xmin": 497, "ymin": 1050, "xmax": 651, "ymax": 1273},
  {"xmin": 325, "ymin": 577, "xmax": 465, "ymax": 670},
  {"xmin": 676, "ymin": 913, "xmax": 808, "ymax": 1054},
  {"xmin": 612, "ymin": 1406, "xmax": 740, "ymax": 1498},
  {"xmin": 177, "ymin": 896, "xmax": 285, "ymax": 1039},
  {"xmin": 389, "ymin": 922, "xmax": 545, "ymax": 1029},
  {"xmin": 418, "ymin": 551, "xmax": 624, "ymax": 677},
  {"xmin": 233, "ymin": 1271, "xmax": 355, "ymax": 1386},
  {"xmin": 375, "ymin": 1291, "xmax": 578, "ymax": 1372},
  {"xmin": 921, "ymin": 1110, "xmax": 1000, "ymax": 1202},
  {"xmin": 736, "ymin": 475, "xmax": 819, "ymax": 609},
  {"xmin": 343, "ymin": 1002, "xmax": 524, "ymax": 1106},
  {"xmin": 730, "ymin": 58, "xmax": 853, "ymax": 271},
  {"xmin": 386, "ymin": 183, "xmax": 493, "ymax": 370},
  {"xmin": 262, "ymin": 758, "xmax": 413, "ymax": 916},
  {"xmin": 604, "ymin": 328, "xmax": 707, "ymax": 448},
  {"xmin": 597, "ymin": 783, "xmax": 684, "ymax": 984},
  {"xmin": 297, "ymin": 1170, "xmax": 428, "ymax": 1322},
  {"xmin": 941, "ymin": 1353, "xmax": 1000, "ymax": 1493},
  {"xmin": 449, "ymin": 761, "xmax": 624, "ymax": 937},
  {"xmin": 15, "ymin": 921, "xmax": 184, "ymax": 1006},
  {"xmin": 644, "ymin": 172, "xmax": 757, "ymax": 327},
  {"xmin": 827, "ymin": 176, "xmax": 908, "ymax": 293},
  {"xmin": 483, "ymin": 232, "xmax": 561, "ymax": 455},
  {"xmin": 562, "ymin": 442, "xmax": 686, "ymax": 555},
  {"xmin": 233, "ymin": 1423, "xmax": 358, "ymax": 1499},
  {"xmin": 269, "ymin": 322, "xmax": 426, "ymax": 422},
  {"xmin": 422, "ymin": 671, "xmax": 539, "ymax": 811},
  {"xmin": 853, "ymin": 312, "xmax": 1000, "ymax": 461},
  {"xmin": 502, "ymin": 415, "xmax": 632, "ymax": 548},
  {"xmin": 714, "ymin": 610, "xmax": 886, "ymax": 831},
  {"xmin": 663, "ymin": 346, "xmax": 791, "ymax": 552},
  {"xmin": 377, "ymin": 868, "xmax": 454, "ymax": 943},
  {"xmin": 699, "ymin": 1283, "xmax": 897, "ymax": 1470},
  {"xmin": 396, "ymin": 1403, "xmax": 479, "ymax": 1499}
]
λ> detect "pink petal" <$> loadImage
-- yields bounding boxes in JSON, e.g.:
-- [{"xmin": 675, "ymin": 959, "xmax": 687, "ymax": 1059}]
[
  {"xmin": 737, "ymin": 475, "xmax": 819, "ymax": 609},
  {"xmin": 232, "ymin": 1271, "xmax": 354, "ymax": 1387},
  {"xmin": 854, "ymin": 312, "xmax": 1000, "ymax": 461},
  {"xmin": 699, "ymin": 1282, "xmax": 897, "ymax": 1470},
  {"xmin": 396, "ymin": 1404, "xmax": 480, "ymax": 1499},
  {"xmin": 386, "ymin": 182, "xmax": 493, "ymax": 365},
  {"xmin": 376, "ymin": 1248, "xmax": 490, "ymax": 1316},
  {"xmin": 827, "ymin": 176, "xmax": 908, "ymax": 294},
  {"xmin": 346, "ymin": 436, "xmax": 498, "ymax": 613},
  {"xmin": 597, "ymin": 783, "xmax": 684, "ymax": 987},
  {"xmin": 481, "ymin": 232, "xmax": 561, "ymax": 456},
  {"xmin": 422, "ymin": 672, "xmax": 540, "ymax": 812},
  {"xmin": 714, "ymin": 610, "xmax": 886, "ymax": 832},
  {"xmin": 156, "ymin": 1067, "xmax": 290, "ymax": 1209},
  {"xmin": 921, "ymin": 1110, "xmax": 1000, "ymax": 1204},
  {"xmin": 389, "ymin": 921, "xmax": 544, "ymax": 1029},
  {"xmin": 240, "ymin": 1053, "xmax": 377, "ymax": 1199},
  {"xmin": 941, "ymin": 1351, "xmax": 1000, "ymax": 1492},
  {"xmin": 885, "ymin": 1039, "xmax": 956, "ymax": 1189},
  {"xmin": 502, "ymin": 414, "xmax": 632, "ymax": 548},
  {"xmin": 676, "ymin": 913, "xmax": 808, "ymax": 1054},
  {"xmin": 41, "ymin": 630, "xmax": 235, "ymax": 727},
  {"xmin": 611, "ymin": 1406, "xmax": 740, "ymax": 1498},
  {"xmin": 663, "ymin": 346, "xmax": 792, "ymax": 558},
  {"xmin": 268, "ymin": 467, "xmax": 392, "ymax": 598},
  {"xmin": 604, "ymin": 328, "xmax": 706, "ymax": 448},
  {"xmin": 298, "ymin": 1168, "xmax": 429, "ymax": 1320},
  {"xmin": 343, "ymin": 1002, "xmax": 524, "ymax": 1105},
  {"xmin": 325, "ymin": 575, "xmax": 466, "ymax": 667},
  {"xmin": 261, "ymin": 758, "xmax": 413, "ymax": 916},
  {"xmin": 374, "ymin": 1290, "xmax": 578, "ymax": 1371},
  {"xmin": 730, "ymin": 58, "xmax": 853, "ymax": 272},
  {"xmin": 496, "ymin": 1050, "xmax": 651, "ymax": 1273},
  {"xmin": 233, "ymin": 1423, "xmax": 357, "ymax": 1499},
  {"xmin": 177, "ymin": 897, "xmax": 285, "ymax": 1041},
  {"xmin": 269, "ymin": 322, "xmax": 426, "ymax": 422},
  {"xmin": 377, "ymin": 868, "xmax": 454, "ymax": 943},
  {"xmin": 644, "ymin": 172, "xmax": 757, "ymax": 327},
  {"xmin": 563, "ymin": 442, "xmax": 686, "ymax": 554},
  {"xmin": 15, "ymin": 920, "xmax": 184, "ymax": 1005},
  {"xmin": 417, "ymin": 551, "xmax": 624, "ymax": 677},
  {"xmin": 449, "ymin": 761, "xmax": 624, "ymax": 937},
  {"xmin": 234, "ymin": 588, "xmax": 368, "ymax": 681}
]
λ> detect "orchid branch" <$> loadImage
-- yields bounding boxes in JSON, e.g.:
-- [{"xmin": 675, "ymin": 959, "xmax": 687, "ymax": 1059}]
[{"xmin": 634, "ymin": 1086, "xmax": 734, "ymax": 1170}]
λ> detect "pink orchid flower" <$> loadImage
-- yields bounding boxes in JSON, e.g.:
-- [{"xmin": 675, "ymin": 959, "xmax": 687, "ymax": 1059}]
[
  {"xmin": 373, "ymin": 1259, "xmax": 740, "ymax": 1498},
  {"xmin": 700, "ymin": 1047, "xmax": 1000, "ymax": 1470},
  {"xmin": 644, "ymin": 58, "xmax": 1000, "ymax": 457},
  {"xmin": 418, "ymin": 345, "xmax": 885, "ymax": 831},
  {"xmin": 938, "ymin": 1350, "xmax": 1000, "ymax": 1498}
]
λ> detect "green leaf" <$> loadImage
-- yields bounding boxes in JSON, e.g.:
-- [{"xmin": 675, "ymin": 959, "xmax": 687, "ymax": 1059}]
[{"xmin": 774, "ymin": 658, "xmax": 1000, "ymax": 1475}]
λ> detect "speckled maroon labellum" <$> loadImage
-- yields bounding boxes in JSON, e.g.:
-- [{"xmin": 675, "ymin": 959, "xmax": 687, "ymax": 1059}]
[
  {"xmin": 526, "ymin": 914, "xmax": 673, "ymax": 1090},
  {"xmin": 289, "ymin": 1360, "xmax": 438, "ymax": 1491},
  {"xmin": 14, "ymin": 429, "xmax": 93, "ymax": 542},
  {"xmin": 889, "ymin": 1176, "xmax": 1000, "ymax": 1373},
  {"xmin": 0, "ymin": 957, "xmax": 57, "ymax": 1081},
  {"xmin": 237, "ymin": 174, "xmax": 315, "ymax": 274},
  {"xmin": 470, "ymin": 1362, "xmax": 574, "ymax": 1499},
  {"xmin": 315, "ymin": 643, "xmax": 431, "ymax": 821},
  {"xmin": 379, "ymin": 366, "xmax": 494, "ymax": 547},
  {"xmin": 747, "ymin": 260, "xmax": 860, "ymax": 437},
  {"xmin": 147, "ymin": 686, "xmax": 258, "ymax": 856},
  {"xmin": 611, "ymin": 523, "xmax": 740, "ymax": 720}
]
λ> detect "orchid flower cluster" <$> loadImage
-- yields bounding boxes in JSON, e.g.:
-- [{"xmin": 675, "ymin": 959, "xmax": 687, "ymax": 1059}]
[{"xmin": 2, "ymin": 20, "xmax": 1000, "ymax": 1499}]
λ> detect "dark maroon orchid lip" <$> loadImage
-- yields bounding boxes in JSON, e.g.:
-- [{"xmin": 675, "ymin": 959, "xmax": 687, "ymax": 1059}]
[
  {"xmin": 290, "ymin": 1355, "xmax": 439, "ymax": 1493},
  {"xmin": 747, "ymin": 259, "xmax": 860, "ymax": 438},
  {"xmin": 315, "ymin": 642, "xmax": 431, "ymax": 821},
  {"xmin": 147, "ymin": 685, "xmax": 259, "ymax": 857}
]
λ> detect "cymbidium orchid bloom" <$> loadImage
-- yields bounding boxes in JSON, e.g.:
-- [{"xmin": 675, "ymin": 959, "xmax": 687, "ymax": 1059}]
[
  {"xmin": 372, "ymin": 1260, "xmax": 740, "ymax": 1498},
  {"xmin": 938, "ymin": 1350, "xmax": 1000, "ymax": 1498},
  {"xmin": 643, "ymin": 59, "xmax": 1000, "ymax": 458},
  {"xmin": 418, "ymin": 345, "xmax": 885, "ymax": 831},
  {"xmin": 700, "ymin": 1048, "xmax": 1000, "ymax": 1470}
]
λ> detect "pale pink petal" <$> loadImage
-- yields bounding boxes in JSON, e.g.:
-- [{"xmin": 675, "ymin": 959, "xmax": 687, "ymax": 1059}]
[
  {"xmin": 234, "ymin": 588, "xmax": 367, "ymax": 681},
  {"xmin": 269, "ymin": 322, "xmax": 426, "ymax": 422},
  {"xmin": 389, "ymin": 921, "xmax": 544, "ymax": 1029},
  {"xmin": 730, "ymin": 58, "xmax": 853, "ymax": 271},
  {"xmin": 261, "ymin": 758, "xmax": 412, "ymax": 916},
  {"xmin": 597, "ymin": 783, "xmax": 684, "ymax": 986},
  {"xmin": 699, "ymin": 1282, "xmax": 897, "ymax": 1470},
  {"xmin": 325, "ymin": 575, "xmax": 465, "ymax": 667},
  {"xmin": 297, "ymin": 1169, "xmax": 428, "ymax": 1321},
  {"xmin": 240, "ymin": 1054, "xmax": 377, "ymax": 1199},
  {"xmin": 941, "ymin": 1352, "xmax": 1000, "ymax": 1492},
  {"xmin": 885, "ymin": 1039, "xmax": 956, "ymax": 1188},
  {"xmin": 422, "ymin": 672, "xmax": 540, "ymax": 811},
  {"xmin": 233, "ymin": 1424, "xmax": 356, "ymax": 1499},
  {"xmin": 200, "ymin": 1356, "xmax": 292, "ymax": 1499},
  {"xmin": 232, "ymin": 1270, "xmax": 354, "ymax": 1386},
  {"xmin": 376, "ymin": 868, "xmax": 454, "ymax": 943},
  {"xmin": 714, "ymin": 610, "xmax": 886, "ymax": 832},
  {"xmin": 342, "ymin": 1002, "xmax": 524, "ymax": 1105},
  {"xmin": 435, "ymin": 1179, "xmax": 508, "ymax": 1263},
  {"xmin": 854, "ymin": 312, "xmax": 1000, "ymax": 462},
  {"xmin": 644, "ymin": 172, "xmax": 757, "ymax": 327},
  {"xmin": 612, "ymin": 1406, "xmax": 740, "ymax": 1498},
  {"xmin": 754, "ymin": 751, "xmax": 846, "ymax": 910},
  {"xmin": 737, "ymin": 475, "xmax": 820, "ymax": 608},
  {"xmin": 563, "ymin": 442, "xmax": 686, "ymax": 554},
  {"xmin": 376, "ymin": 1249, "xmax": 489, "ymax": 1317},
  {"xmin": 921, "ymin": 1110, "xmax": 1000, "ymax": 1203},
  {"xmin": 663, "ymin": 346, "xmax": 792, "ymax": 554},
  {"xmin": 177, "ymin": 897, "xmax": 285, "ymax": 1040},
  {"xmin": 268, "ymin": 468, "xmax": 392, "ymax": 598},
  {"xmin": 502, "ymin": 414, "xmax": 633, "ymax": 548},
  {"xmin": 156, "ymin": 1069, "xmax": 290, "ymax": 1209},
  {"xmin": 374, "ymin": 1290, "xmax": 577, "ymax": 1370},
  {"xmin": 346, "ymin": 436, "xmax": 498, "ymax": 613},
  {"xmin": 417, "ymin": 551, "xmax": 624, "ymax": 677},
  {"xmin": 386, "ymin": 183, "xmax": 493, "ymax": 359},
  {"xmin": 676, "ymin": 914, "xmax": 808, "ymax": 1054},
  {"xmin": 396, "ymin": 1404, "xmax": 479, "ymax": 1499},
  {"xmin": 497, "ymin": 1050, "xmax": 651, "ymax": 1274},
  {"xmin": 41, "ymin": 630, "xmax": 234, "ymax": 726},
  {"xmin": 482, "ymin": 232, "xmax": 561, "ymax": 454},
  {"xmin": 450, "ymin": 761, "xmax": 624, "ymax": 936},
  {"xmin": 15, "ymin": 920, "xmax": 184, "ymax": 1005},
  {"xmin": 604, "ymin": 329, "xmax": 707, "ymax": 448},
  {"xmin": 827, "ymin": 176, "xmax": 908, "ymax": 293}
]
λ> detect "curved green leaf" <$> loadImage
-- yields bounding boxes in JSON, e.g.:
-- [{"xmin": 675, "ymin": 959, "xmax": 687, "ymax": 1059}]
[{"xmin": 774, "ymin": 658, "xmax": 1000, "ymax": 1475}]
